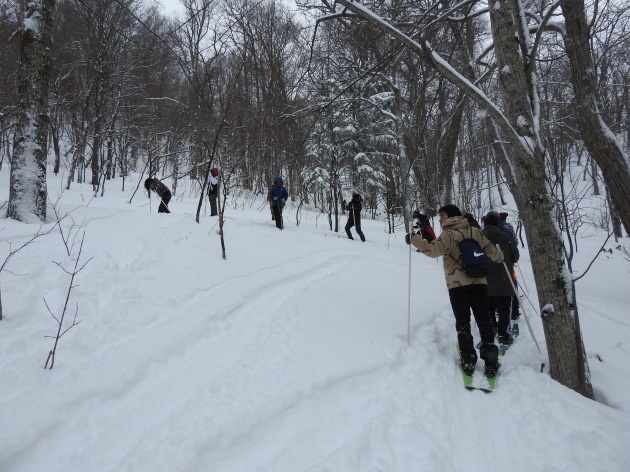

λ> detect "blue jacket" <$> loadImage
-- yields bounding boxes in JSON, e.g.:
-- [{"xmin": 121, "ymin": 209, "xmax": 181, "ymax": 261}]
[{"xmin": 268, "ymin": 184, "xmax": 288, "ymax": 207}]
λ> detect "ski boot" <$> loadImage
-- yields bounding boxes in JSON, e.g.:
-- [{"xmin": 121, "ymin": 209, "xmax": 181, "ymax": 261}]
[
  {"xmin": 510, "ymin": 320, "xmax": 520, "ymax": 338},
  {"xmin": 460, "ymin": 359, "xmax": 476, "ymax": 376}
]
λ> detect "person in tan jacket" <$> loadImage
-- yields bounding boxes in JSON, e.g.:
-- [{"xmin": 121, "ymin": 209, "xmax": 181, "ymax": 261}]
[{"xmin": 406, "ymin": 204, "xmax": 504, "ymax": 376}]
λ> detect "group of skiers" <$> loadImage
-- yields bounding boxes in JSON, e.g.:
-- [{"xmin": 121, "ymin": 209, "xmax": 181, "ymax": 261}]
[
  {"xmin": 145, "ymin": 174, "xmax": 522, "ymax": 379},
  {"xmin": 144, "ymin": 173, "xmax": 367, "ymax": 240},
  {"xmin": 406, "ymin": 204, "xmax": 521, "ymax": 377}
]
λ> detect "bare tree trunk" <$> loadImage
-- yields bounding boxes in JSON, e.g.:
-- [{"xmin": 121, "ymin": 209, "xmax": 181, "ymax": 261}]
[
  {"xmin": 51, "ymin": 122, "xmax": 61, "ymax": 175},
  {"xmin": 561, "ymin": 0, "xmax": 630, "ymax": 236},
  {"xmin": 8, "ymin": 0, "xmax": 55, "ymax": 222},
  {"xmin": 489, "ymin": 0, "xmax": 592, "ymax": 398}
]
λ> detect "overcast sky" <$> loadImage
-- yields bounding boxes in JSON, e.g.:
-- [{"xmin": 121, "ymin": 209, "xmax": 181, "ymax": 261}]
[
  {"xmin": 153, "ymin": 0, "xmax": 184, "ymax": 16},
  {"xmin": 153, "ymin": 0, "xmax": 301, "ymax": 17}
]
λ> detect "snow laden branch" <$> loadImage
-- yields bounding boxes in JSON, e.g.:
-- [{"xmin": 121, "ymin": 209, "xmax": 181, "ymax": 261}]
[{"xmin": 332, "ymin": 0, "xmax": 528, "ymax": 156}]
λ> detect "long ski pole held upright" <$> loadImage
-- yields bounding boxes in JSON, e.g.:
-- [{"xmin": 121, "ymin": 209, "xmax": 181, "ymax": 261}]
[{"xmin": 407, "ymin": 222, "xmax": 414, "ymax": 346}]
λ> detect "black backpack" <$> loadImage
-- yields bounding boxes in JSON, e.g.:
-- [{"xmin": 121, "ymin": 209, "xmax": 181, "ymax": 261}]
[{"xmin": 453, "ymin": 229, "xmax": 489, "ymax": 278}]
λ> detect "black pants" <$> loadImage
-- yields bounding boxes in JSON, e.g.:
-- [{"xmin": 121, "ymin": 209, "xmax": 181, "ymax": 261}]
[
  {"xmin": 158, "ymin": 191, "xmax": 171, "ymax": 213},
  {"xmin": 448, "ymin": 284, "xmax": 497, "ymax": 365},
  {"xmin": 489, "ymin": 295, "xmax": 512, "ymax": 337},
  {"xmin": 272, "ymin": 205, "xmax": 283, "ymax": 229},
  {"xmin": 208, "ymin": 192, "xmax": 218, "ymax": 216},
  {"xmin": 345, "ymin": 214, "xmax": 365, "ymax": 241},
  {"xmin": 511, "ymin": 293, "xmax": 520, "ymax": 320}
]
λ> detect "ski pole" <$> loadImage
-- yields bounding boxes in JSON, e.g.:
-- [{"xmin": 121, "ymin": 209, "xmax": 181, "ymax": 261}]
[
  {"xmin": 159, "ymin": 197, "xmax": 171, "ymax": 213},
  {"xmin": 501, "ymin": 258, "xmax": 545, "ymax": 372},
  {"xmin": 407, "ymin": 221, "xmax": 413, "ymax": 346},
  {"xmin": 516, "ymin": 264, "xmax": 540, "ymax": 314}
]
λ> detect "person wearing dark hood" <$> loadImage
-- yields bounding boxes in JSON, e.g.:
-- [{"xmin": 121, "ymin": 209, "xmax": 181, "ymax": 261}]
[
  {"xmin": 207, "ymin": 168, "xmax": 220, "ymax": 216},
  {"xmin": 483, "ymin": 212, "xmax": 520, "ymax": 345},
  {"xmin": 144, "ymin": 177, "xmax": 171, "ymax": 213},
  {"xmin": 344, "ymin": 193, "xmax": 366, "ymax": 242},
  {"xmin": 406, "ymin": 204, "xmax": 504, "ymax": 377},
  {"xmin": 268, "ymin": 176, "xmax": 288, "ymax": 229}
]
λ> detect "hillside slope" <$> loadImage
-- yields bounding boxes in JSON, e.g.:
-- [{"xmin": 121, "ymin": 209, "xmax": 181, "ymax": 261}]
[{"xmin": 1, "ymin": 173, "xmax": 629, "ymax": 471}]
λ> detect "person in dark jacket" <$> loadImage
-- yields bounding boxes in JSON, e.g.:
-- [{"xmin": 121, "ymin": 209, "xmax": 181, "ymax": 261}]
[
  {"xmin": 268, "ymin": 176, "xmax": 288, "ymax": 229},
  {"xmin": 344, "ymin": 194, "xmax": 366, "ymax": 242},
  {"xmin": 144, "ymin": 178, "xmax": 171, "ymax": 213},
  {"xmin": 482, "ymin": 211, "xmax": 520, "ymax": 345},
  {"xmin": 406, "ymin": 204, "xmax": 504, "ymax": 377},
  {"xmin": 487, "ymin": 210, "xmax": 522, "ymax": 333},
  {"xmin": 207, "ymin": 168, "xmax": 220, "ymax": 216}
]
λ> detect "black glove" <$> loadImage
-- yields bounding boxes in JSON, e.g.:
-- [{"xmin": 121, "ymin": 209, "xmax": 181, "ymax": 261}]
[
  {"xmin": 413, "ymin": 211, "xmax": 429, "ymax": 226},
  {"xmin": 405, "ymin": 233, "xmax": 411, "ymax": 245}
]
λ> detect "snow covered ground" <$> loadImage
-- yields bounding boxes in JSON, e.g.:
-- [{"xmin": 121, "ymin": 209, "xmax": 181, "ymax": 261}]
[{"xmin": 1, "ymin": 171, "xmax": 629, "ymax": 472}]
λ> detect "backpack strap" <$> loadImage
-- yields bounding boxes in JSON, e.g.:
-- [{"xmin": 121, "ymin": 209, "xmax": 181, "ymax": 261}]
[{"xmin": 447, "ymin": 229, "xmax": 465, "ymax": 269}]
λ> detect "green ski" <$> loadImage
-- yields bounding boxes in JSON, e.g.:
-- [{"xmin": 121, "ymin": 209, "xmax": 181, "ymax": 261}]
[{"xmin": 457, "ymin": 343, "xmax": 501, "ymax": 392}]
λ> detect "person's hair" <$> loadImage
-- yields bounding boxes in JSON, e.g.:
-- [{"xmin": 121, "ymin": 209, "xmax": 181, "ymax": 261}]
[
  {"xmin": 144, "ymin": 178, "xmax": 153, "ymax": 191},
  {"xmin": 484, "ymin": 212, "xmax": 500, "ymax": 227},
  {"xmin": 438, "ymin": 204, "xmax": 462, "ymax": 218},
  {"xmin": 462, "ymin": 213, "xmax": 481, "ymax": 229}
]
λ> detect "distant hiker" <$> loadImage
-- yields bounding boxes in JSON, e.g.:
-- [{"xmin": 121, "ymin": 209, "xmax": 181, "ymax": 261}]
[
  {"xmin": 344, "ymin": 193, "xmax": 366, "ymax": 242},
  {"xmin": 463, "ymin": 212, "xmax": 481, "ymax": 229},
  {"xmin": 144, "ymin": 178, "xmax": 171, "ymax": 213},
  {"xmin": 207, "ymin": 168, "xmax": 220, "ymax": 216},
  {"xmin": 405, "ymin": 204, "xmax": 504, "ymax": 377},
  {"xmin": 482, "ymin": 211, "xmax": 520, "ymax": 346},
  {"xmin": 412, "ymin": 210, "xmax": 436, "ymax": 243},
  {"xmin": 268, "ymin": 176, "xmax": 288, "ymax": 229}
]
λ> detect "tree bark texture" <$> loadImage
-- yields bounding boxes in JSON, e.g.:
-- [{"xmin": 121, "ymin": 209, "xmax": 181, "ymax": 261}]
[
  {"xmin": 561, "ymin": 0, "xmax": 630, "ymax": 237},
  {"xmin": 488, "ymin": 0, "xmax": 592, "ymax": 398},
  {"xmin": 8, "ymin": 0, "xmax": 55, "ymax": 222}
]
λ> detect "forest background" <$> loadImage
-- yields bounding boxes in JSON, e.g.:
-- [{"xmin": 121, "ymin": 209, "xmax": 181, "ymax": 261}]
[{"xmin": 1, "ymin": 0, "xmax": 629, "ymax": 397}]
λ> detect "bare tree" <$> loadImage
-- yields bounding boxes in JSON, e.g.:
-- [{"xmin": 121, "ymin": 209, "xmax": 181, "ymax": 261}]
[
  {"xmin": 560, "ymin": 0, "xmax": 630, "ymax": 237},
  {"xmin": 44, "ymin": 233, "xmax": 91, "ymax": 369}
]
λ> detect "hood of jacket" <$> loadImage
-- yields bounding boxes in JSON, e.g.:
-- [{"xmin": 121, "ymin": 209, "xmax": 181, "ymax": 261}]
[
  {"xmin": 441, "ymin": 216, "xmax": 470, "ymax": 232},
  {"xmin": 482, "ymin": 224, "xmax": 503, "ymax": 240}
]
